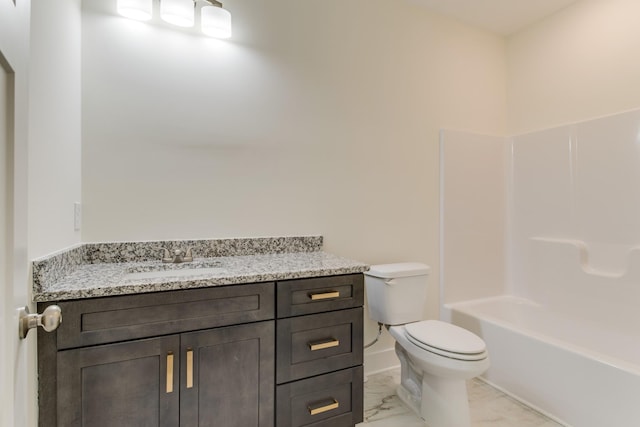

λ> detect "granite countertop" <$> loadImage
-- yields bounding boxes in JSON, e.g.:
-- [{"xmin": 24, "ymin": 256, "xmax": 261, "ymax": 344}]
[{"xmin": 32, "ymin": 236, "xmax": 369, "ymax": 302}]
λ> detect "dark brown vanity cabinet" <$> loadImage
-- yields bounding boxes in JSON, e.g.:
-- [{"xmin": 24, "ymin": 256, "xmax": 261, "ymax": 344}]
[
  {"xmin": 275, "ymin": 274, "xmax": 365, "ymax": 427},
  {"xmin": 37, "ymin": 274, "xmax": 364, "ymax": 427},
  {"xmin": 38, "ymin": 283, "xmax": 275, "ymax": 427}
]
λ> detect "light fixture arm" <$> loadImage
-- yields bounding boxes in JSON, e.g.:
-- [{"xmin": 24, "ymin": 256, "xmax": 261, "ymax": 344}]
[{"xmin": 203, "ymin": 0, "xmax": 223, "ymax": 7}]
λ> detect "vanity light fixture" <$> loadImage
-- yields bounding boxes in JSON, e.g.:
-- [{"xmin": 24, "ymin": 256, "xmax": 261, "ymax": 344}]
[
  {"xmin": 161, "ymin": 0, "xmax": 195, "ymax": 27},
  {"xmin": 201, "ymin": 0, "xmax": 232, "ymax": 39},
  {"xmin": 117, "ymin": 0, "xmax": 153, "ymax": 21},
  {"xmin": 117, "ymin": 0, "xmax": 233, "ymax": 39}
]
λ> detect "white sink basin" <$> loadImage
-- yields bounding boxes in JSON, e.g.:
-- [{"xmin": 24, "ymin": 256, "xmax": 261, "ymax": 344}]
[{"xmin": 124, "ymin": 266, "xmax": 223, "ymax": 281}]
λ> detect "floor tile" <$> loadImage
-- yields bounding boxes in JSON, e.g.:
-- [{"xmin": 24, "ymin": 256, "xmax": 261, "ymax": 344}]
[{"xmin": 358, "ymin": 369, "xmax": 563, "ymax": 427}]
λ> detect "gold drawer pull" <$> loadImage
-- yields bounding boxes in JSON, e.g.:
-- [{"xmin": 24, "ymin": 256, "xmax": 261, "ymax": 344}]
[
  {"xmin": 309, "ymin": 339, "xmax": 340, "ymax": 351},
  {"xmin": 309, "ymin": 291, "xmax": 340, "ymax": 301},
  {"xmin": 166, "ymin": 352, "xmax": 174, "ymax": 393},
  {"xmin": 308, "ymin": 399, "xmax": 339, "ymax": 415},
  {"xmin": 186, "ymin": 348, "xmax": 194, "ymax": 389}
]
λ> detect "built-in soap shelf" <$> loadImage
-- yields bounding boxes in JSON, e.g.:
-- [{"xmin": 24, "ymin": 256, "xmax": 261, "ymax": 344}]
[{"xmin": 530, "ymin": 237, "xmax": 640, "ymax": 281}]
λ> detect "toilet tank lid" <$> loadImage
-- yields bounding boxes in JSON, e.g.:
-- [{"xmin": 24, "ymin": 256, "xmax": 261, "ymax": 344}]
[{"xmin": 364, "ymin": 262, "xmax": 430, "ymax": 279}]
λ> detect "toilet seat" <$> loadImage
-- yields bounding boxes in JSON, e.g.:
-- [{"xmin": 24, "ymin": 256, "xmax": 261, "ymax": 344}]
[{"xmin": 404, "ymin": 320, "xmax": 487, "ymax": 361}]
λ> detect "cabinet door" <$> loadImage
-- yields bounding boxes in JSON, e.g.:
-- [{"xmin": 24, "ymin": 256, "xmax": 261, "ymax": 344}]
[
  {"xmin": 180, "ymin": 321, "xmax": 275, "ymax": 427},
  {"xmin": 57, "ymin": 335, "xmax": 180, "ymax": 427}
]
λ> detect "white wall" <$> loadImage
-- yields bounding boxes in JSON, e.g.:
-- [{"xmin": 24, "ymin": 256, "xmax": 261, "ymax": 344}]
[
  {"xmin": 28, "ymin": 1, "xmax": 82, "ymax": 425},
  {"xmin": 508, "ymin": 0, "xmax": 640, "ymax": 134},
  {"xmin": 80, "ymin": 0, "xmax": 507, "ymax": 361},
  {"xmin": 29, "ymin": 0, "xmax": 82, "ymax": 259},
  {"xmin": 440, "ymin": 130, "xmax": 507, "ymax": 306}
]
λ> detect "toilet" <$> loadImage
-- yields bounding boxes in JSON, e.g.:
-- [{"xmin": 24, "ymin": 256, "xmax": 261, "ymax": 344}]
[{"xmin": 364, "ymin": 263, "xmax": 489, "ymax": 427}]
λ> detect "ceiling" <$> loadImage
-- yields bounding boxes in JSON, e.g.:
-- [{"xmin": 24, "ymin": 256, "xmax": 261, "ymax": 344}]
[{"xmin": 408, "ymin": 0, "xmax": 580, "ymax": 36}]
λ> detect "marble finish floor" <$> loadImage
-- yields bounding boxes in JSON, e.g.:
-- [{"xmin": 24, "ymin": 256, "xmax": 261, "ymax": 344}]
[{"xmin": 358, "ymin": 369, "xmax": 564, "ymax": 427}]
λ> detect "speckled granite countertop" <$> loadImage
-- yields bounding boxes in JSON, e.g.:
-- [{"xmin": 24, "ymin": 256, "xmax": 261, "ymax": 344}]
[{"xmin": 32, "ymin": 236, "xmax": 369, "ymax": 302}]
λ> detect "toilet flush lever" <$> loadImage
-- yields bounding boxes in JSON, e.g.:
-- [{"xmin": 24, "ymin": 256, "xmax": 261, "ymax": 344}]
[{"xmin": 18, "ymin": 305, "xmax": 62, "ymax": 339}]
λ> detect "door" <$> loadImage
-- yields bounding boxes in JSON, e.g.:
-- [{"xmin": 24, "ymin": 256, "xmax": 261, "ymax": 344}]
[{"xmin": 0, "ymin": 0, "xmax": 31, "ymax": 426}]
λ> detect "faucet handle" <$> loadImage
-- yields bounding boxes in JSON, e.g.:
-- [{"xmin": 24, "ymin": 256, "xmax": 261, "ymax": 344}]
[
  {"xmin": 183, "ymin": 247, "xmax": 193, "ymax": 262},
  {"xmin": 160, "ymin": 247, "xmax": 173, "ymax": 263}
]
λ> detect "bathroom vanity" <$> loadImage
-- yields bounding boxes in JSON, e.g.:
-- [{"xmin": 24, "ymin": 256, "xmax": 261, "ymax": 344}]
[{"xmin": 33, "ymin": 236, "xmax": 367, "ymax": 427}]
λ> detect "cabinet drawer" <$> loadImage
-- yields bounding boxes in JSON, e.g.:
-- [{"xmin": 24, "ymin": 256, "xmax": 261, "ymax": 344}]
[
  {"xmin": 277, "ymin": 274, "xmax": 364, "ymax": 318},
  {"xmin": 277, "ymin": 308, "xmax": 363, "ymax": 384},
  {"xmin": 276, "ymin": 366, "xmax": 363, "ymax": 427},
  {"xmin": 54, "ymin": 283, "xmax": 275, "ymax": 349}
]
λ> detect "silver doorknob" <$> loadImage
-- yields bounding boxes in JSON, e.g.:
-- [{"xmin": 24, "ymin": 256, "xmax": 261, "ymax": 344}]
[{"xmin": 18, "ymin": 305, "xmax": 62, "ymax": 339}]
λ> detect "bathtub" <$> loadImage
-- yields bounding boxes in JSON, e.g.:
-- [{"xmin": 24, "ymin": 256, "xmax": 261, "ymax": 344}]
[{"xmin": 442, "ymin": 295, "xmax": 640, "ymax": 427}]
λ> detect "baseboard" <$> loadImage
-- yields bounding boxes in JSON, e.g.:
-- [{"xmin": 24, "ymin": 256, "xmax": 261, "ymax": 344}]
[{"xmin": 364, "ymin": 346, "xmax": 399, "ymax": 378}]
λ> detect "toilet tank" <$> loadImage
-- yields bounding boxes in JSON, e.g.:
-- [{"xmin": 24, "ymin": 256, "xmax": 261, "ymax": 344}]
[{"xmin": 364, "ymin": 263, "xmax": 431, "ymax": 325}]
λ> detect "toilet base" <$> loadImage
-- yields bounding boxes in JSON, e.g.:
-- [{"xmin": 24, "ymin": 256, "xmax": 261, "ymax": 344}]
[
  {"xmin": 395, "ymin": 343, "xmax": 472, "ymax": 427},
  {"xmin": 396, "ymin": 378, "xmax": 471, "ymax": 427},
  {"xmin": 420, "ymin": 372, "xmax": 471, "ymax": 427},
  {"xmin": 396, "ymin": 384, "xmax": 424, "ymax": 423}
]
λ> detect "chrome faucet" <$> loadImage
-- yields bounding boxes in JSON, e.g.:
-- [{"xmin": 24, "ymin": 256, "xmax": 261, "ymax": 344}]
[{"xmin": 161, "ymin": 247, "xmax": 193, "ymax": 263}]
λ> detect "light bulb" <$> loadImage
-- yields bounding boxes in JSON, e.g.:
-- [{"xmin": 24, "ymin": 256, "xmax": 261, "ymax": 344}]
[
  {"xmin": 201, "ymin": 5, "xmax": 232, "ymax": 39},
  {"xmin": 161, "ymin": 0, "xmax": 195, "ymax": 27},
  {"xmin": 117, "ymin": 0, "xmax": 152, "ymax": 21}
]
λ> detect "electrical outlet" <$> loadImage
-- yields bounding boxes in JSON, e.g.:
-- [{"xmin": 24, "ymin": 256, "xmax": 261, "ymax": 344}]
[{"xmin": 74, "ymin": 202, "xmax": 82, "ymax": 231}]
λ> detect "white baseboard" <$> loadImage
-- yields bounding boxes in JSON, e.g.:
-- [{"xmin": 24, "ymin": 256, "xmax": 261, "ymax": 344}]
[{"xmin": 364, "ymin": 346, "xmax": 399, "ymax": 378}]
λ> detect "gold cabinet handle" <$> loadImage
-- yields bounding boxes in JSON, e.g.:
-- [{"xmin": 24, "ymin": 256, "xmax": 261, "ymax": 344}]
[
  {"xmin": 308, "ymin": 399, "xmax": 339, "ymax": 415},
  {"xmin": 309, "ymin": 338, "xmax": 340, "ymax": 351},
  {"xmin": 309, "ymin": 291, "xmax": 340, "ymax": 301},
  {"xmin": 166, "ymin": 352, "xmax": 174, "ymax": 393},
  {"xmin": 186, "ymin": 348, "xmax": 194, "ymax": 389}
]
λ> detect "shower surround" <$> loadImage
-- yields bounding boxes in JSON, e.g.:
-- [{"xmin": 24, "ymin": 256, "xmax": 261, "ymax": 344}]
[{"xmin": 440, "ymin": 109, "xmax": 640, "ymax": 426}]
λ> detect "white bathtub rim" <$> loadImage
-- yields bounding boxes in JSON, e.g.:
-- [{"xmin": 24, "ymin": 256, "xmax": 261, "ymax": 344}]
[{"xmin": 444, "ymin": 295, "xmax": 640, "ymax": 377}]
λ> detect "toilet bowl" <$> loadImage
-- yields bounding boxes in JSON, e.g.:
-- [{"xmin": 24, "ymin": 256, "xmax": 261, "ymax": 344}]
[
  {"xmin": 364, "ymin": 263, "xmax": 489, "ymax": 427},
  {"xmin": 390, "ymin": 321, "xmax": 489, "ymax": 427}
]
